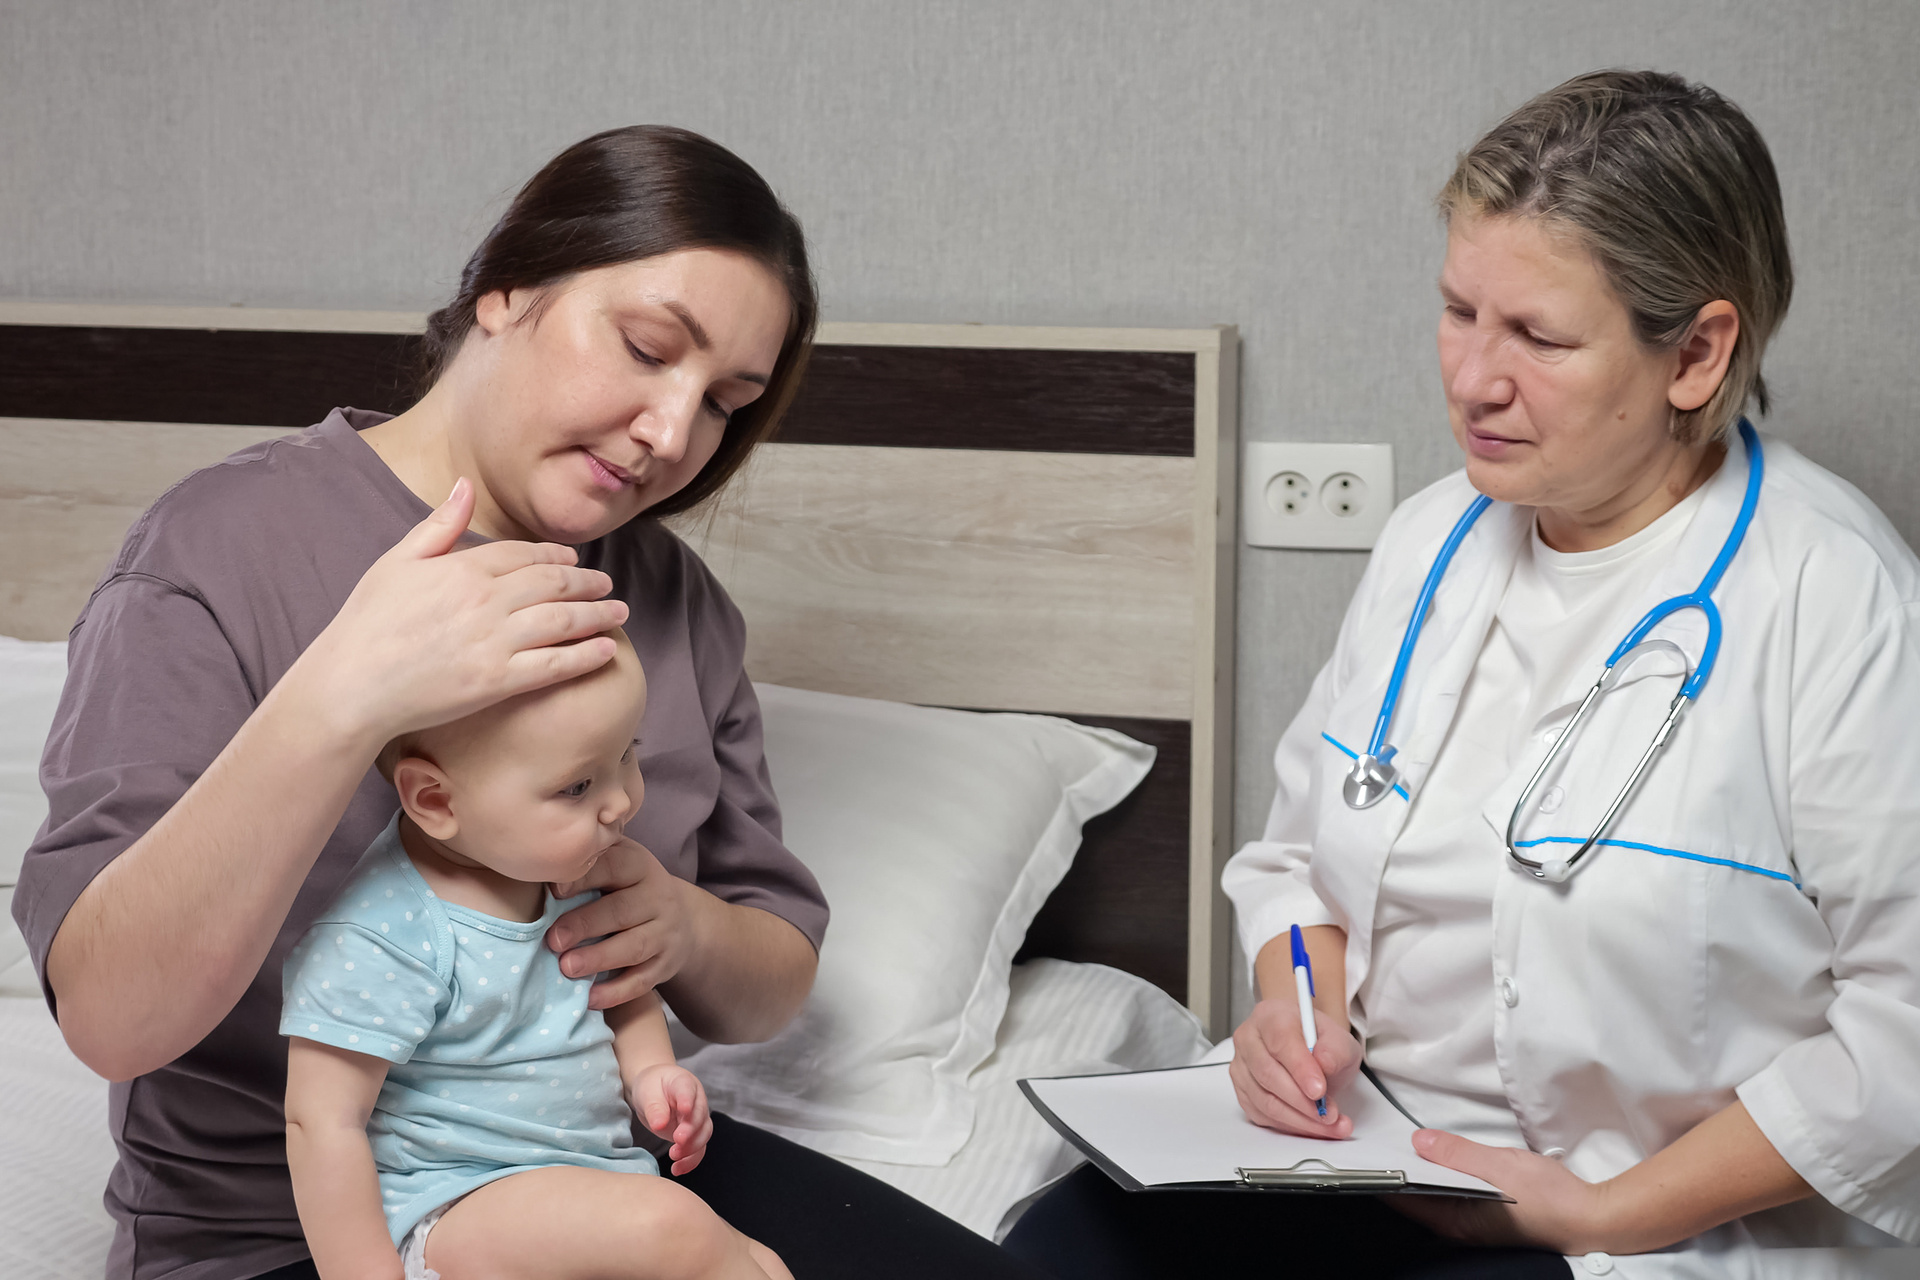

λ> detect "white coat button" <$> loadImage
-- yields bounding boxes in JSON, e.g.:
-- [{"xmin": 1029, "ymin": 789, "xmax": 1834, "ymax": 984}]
[
  {"xmin": 1538, "ymin": 785, "xmax": 1565, "ymax": 814},
  {"xmin": 1542, "ymin": 727, "xmax": 1560, "ymax": 744},
  {"xmin": 1542, "ymin": 1146, "xmax": 1566, "ymax": 1160},
  {"xmin": 1499, "ymin": 976, "xmax": 1519, "ymax": 1007},
  {"xmin": 1582, "ymin": 1252, "xmax": 1614, "ymax": 1275}
]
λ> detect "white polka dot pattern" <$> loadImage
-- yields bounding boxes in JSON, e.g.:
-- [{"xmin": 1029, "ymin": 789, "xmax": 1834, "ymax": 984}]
[{"xmin": 280, "ymin": 820, "xmax": 655, "ymax": 1244}]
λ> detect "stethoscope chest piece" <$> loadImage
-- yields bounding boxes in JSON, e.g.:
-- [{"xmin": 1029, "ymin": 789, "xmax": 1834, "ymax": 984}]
[{"xmin": 1342, "ymin": 752, "xmax": 1401, "ymax": 810}]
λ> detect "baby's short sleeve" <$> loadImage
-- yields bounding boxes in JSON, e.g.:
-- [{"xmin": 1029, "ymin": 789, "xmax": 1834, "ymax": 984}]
[{"xmin": 282, "ymin": 921, "xmax": 450, "ymax": 1065}]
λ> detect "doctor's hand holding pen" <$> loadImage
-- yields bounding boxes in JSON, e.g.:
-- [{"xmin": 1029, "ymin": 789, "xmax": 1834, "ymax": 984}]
[
  {"xmin": 1228, "ymin": 923, "xmax": 1362, "ymax": 1139},
  {"xmin": 1230, "ymin": 924, "xmax": 1814, "ymax": 1257}
]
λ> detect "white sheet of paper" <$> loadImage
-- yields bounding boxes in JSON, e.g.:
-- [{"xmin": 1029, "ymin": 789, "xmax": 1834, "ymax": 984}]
[{"xmin": 1022, "ymin": 1060, "xmax": 1501, "ymax": 1196}]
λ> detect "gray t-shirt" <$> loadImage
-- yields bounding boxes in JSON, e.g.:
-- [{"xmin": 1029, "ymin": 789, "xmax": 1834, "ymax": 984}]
[{"xmin": 12, "ymin": 408, "xmax": 828, "ymax": 1280}]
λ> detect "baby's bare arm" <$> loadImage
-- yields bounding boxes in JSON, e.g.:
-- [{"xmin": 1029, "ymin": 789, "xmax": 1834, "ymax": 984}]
[
  {"xmin": 607, "ymin": 991, "xmax": 712, "ymax": 1174},
  {"xmin": 606, "ymin": 988, "xmax": 676, "ymax": 1075},
  {"xmin": 286, "ymin": 1039, "xmax": 403, "ymax": 1280}
]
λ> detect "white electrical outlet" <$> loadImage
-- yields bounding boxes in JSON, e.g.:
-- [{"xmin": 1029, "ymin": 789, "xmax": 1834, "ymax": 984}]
[{"xmin": 1243, "ymin": 442, "xmax": 1395, "ymax": 550}]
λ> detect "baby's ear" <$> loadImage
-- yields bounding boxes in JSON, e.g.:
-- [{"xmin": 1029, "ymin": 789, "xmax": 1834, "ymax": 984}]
[{"xmin": 392, "ymin": 757, "xmax": 459, "ymax": 841}]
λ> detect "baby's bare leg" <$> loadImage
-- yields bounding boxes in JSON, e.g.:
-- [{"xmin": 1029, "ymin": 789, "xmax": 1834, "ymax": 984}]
[
  {"xmin": 743, "ymin": 1237, "xmax": 794, "ymax": 1280},
  {"xmin": 425, "ymin": 1166, "xmax": 786, "ymax": 1280}
]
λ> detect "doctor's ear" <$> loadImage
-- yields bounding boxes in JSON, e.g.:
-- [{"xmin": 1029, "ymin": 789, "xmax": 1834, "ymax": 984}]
[
  {"xmin": 1667, "ymin": 300, "xmax": 1741, "ymax": 414},
  {"xmin": 392, "ymin": 757, "xmax": 461, "ymax": 841}
]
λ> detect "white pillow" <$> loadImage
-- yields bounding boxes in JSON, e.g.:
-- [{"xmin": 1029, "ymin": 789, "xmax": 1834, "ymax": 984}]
[
  {"xmin": 837, "ymin": 958, "xmax": 1211, "ymax": 1240},
  {"xmin": 0, "ymin": 636, "xmax": 67, "ymax": 978},
  {"xmin": 680, "ymin": 683, "xmax": 1155, "ymax": 1165}
]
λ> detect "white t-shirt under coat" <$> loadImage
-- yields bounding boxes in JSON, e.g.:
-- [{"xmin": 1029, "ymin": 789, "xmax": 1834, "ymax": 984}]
[{"xmin": 1355, "ymin": 484, "xmax": 1709, "ymax": 1147}]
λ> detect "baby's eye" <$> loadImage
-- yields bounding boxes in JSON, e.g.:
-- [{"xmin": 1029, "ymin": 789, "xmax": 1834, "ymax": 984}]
[{"xmin": 561, "ymin": 780, "xmax": 592, "ymax": 799}]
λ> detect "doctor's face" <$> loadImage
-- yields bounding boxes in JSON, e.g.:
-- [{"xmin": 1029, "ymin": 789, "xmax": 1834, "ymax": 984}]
[{"xmin": 1436, "ymin": 214, "xmax": 1699, "ymax": 543}]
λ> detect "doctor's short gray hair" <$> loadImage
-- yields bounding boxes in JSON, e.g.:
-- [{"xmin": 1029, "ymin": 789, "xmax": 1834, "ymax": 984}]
[{"xmin": 1439, "ymin": 69, "xmax": 1793, "ymax": 445}]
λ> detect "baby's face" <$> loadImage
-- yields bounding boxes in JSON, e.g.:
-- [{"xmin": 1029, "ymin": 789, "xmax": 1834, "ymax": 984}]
[{"xmin": 428, "ymin": 656, "xmax": 647, "ymax": 885}]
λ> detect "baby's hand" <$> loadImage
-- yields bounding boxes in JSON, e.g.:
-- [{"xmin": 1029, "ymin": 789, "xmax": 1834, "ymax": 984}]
[{"xmin": 628, "ymin": 1063, "xmax": 712, "ymax": 1176}]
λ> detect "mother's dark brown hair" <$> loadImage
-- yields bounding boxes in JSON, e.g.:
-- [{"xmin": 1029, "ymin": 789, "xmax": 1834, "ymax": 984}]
[{"xmin": 421, "ymin": 125, "xmax": 818, "ymax": 520}]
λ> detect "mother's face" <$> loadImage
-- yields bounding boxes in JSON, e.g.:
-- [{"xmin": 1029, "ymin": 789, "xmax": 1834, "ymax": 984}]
[
  {"xmin": 463, "ymin": 248, "xmax": 790, "ymax": 545},
  {"xmin": 1436, "ymin": 214, "xmax": 1699, "ymax": 527}
]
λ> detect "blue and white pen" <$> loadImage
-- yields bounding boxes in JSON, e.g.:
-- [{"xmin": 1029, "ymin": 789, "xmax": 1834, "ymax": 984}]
[{"xmin": 1289, "ymin": 924, "xmax": 1326, "ymax": 1118}]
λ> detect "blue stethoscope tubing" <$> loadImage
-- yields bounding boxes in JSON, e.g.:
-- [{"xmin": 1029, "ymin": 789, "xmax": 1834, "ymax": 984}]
[{"xmin": 1341, "ymin": 419, "xmax": 1765, "ymax": 883}]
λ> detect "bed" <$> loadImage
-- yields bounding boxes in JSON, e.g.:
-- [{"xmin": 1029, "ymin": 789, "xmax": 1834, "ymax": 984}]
[{"xmin": 0, "ymin": 303, "xmax": 1239, "ymax": 1272}]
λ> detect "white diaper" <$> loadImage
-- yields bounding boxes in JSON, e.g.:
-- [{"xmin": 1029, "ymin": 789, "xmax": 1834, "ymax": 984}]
[{"xmin": 398, "ymin": 1199, "xmax": 459, "ymax": 1280}]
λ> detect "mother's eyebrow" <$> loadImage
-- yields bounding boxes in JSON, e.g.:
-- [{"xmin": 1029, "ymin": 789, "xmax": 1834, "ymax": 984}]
[
  {"xmin": 654, "ymin": 297, "xmax": 769, "ymax": 386},
  {"xmin": 657, "ymin": 298, "xmax": 712, "ymax": 350}
]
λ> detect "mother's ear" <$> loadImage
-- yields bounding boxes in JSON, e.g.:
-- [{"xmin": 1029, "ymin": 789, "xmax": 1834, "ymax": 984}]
[
  {"xmin": 473, "ymin": 287, "xmax": 544, "ymax": 338},
  {"xmin": 1668, "ymin": 300, "xmax": 1741, "ymax": 413},
  {"xmin": 392, "ymin": 756, "xmax": 460, "ymax": 841}
]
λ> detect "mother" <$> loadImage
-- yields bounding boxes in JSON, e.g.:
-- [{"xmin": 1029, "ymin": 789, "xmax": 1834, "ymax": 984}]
[
  {"xmin": 1009, "ymin": 71, "xmax": 1920, "ymax": 1279},
  {"xmin": 16, "ymin": 127, "xmax": 1043, "ymax": 1280}
]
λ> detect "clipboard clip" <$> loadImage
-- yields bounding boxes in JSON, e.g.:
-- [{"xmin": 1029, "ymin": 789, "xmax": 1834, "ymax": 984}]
[{"xmin": 1237, "ymin": 1159, "xmax": 1408, "ymax": 1190}]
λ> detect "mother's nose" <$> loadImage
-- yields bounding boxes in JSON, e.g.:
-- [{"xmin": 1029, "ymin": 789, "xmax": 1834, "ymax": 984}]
[{"xmin": 628, "ymin": 387, "xmax": 704, "ymax": 464}]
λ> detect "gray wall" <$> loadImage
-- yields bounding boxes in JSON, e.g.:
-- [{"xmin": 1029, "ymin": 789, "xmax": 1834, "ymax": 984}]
[{"xmin": 6, "ymin": 1, "xmax": 1916, "ymax": 1020}]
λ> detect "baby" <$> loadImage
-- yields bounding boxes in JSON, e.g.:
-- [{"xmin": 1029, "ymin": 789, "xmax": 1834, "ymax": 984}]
[{"xmin": 280, "ymin": 631, "xmax": 788, "ymax": 1280}]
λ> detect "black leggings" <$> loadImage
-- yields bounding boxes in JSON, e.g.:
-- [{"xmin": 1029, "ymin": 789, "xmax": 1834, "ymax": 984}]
[
  {"xmin": 1002, "ymin": 1164, "xmax": 1573, "ymax": 1279},
  {"xmin": 252, "ymin": 1112, "xmax": 1046, "ymax": 1280}
]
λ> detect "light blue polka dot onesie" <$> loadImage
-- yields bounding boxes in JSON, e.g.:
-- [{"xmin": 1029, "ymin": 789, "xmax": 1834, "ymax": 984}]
[{"xmin": 280, "ymin": 814, "xmax": 657, "ymax": 1244}]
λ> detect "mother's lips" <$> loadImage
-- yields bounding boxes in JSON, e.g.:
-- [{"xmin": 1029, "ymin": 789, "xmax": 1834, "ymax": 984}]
[{"xmin": 584, "ymin": 451, "xmax": 636, "ymax": 485}]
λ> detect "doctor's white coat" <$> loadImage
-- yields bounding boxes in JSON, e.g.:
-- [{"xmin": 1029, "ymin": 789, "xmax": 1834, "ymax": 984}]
[{"xmin": 1224, "ymin": 433, "xmax": 1920, "ymax": 1278}]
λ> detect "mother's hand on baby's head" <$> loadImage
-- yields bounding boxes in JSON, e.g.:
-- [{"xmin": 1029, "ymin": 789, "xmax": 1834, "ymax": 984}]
[
  {"xmin": 300, "ymin": 477, "xmax": 630, "ymax": 747},
  {"xmin": 547, "ymin": 837, "xmax": 698, "ymax": 1009}
]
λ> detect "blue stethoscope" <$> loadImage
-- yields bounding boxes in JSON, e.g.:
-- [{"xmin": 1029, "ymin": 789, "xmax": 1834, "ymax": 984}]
[{"xmin": 1342, "ymin": 419, "xmax": 1764, "ymax": 884}]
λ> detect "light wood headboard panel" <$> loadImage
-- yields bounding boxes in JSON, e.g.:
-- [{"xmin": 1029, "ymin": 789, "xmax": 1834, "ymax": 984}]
[
  {"xmin": 0, "ymin": 305, "xmax": 1239, "ymax": 1034},
  {"xmin": 1, "ymin": 418, "xmax": 291, "ymax": 638},
  {"xmin": 671, "ymin": 444, "xmax": 1195, "ymax": 719}
]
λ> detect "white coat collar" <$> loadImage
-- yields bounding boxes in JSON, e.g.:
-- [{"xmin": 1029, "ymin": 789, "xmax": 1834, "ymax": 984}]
[
  {"xmin": 1388, "ymin": 430, "xmax": 1760, "ymax": 805},
  {"xmin": 1470, "ymin": 431, "xmax": 1764, "ymax": 838},
  {"xmin": 1387, "ymin": 499, "xmax": 1529, "ymax": 800},
  {"xmin": 1541, "ymin": 429, "xmax": 1759, "ymax": 709}
]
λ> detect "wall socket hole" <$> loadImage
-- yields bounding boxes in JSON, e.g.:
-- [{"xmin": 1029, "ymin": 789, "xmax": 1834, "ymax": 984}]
[
  {"xmin": 1265, "ymin": 471, "xmax": 1312, "ymax": 516},
  {"xmin": 1242, "ymin": 440, "xmax": 1393, "ymax": 550},
  {"xmin": 1322, "ymin": 472, "xmax": 1367, "ymax": 518}
]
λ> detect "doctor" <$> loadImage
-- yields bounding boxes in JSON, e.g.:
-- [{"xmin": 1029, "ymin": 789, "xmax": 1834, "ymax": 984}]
[{"xmin": 1009, "ymin": 71, "xmax": 1920, "ymax": 1279}]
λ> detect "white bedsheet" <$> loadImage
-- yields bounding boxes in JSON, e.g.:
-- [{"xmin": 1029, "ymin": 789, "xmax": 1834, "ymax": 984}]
[
  {"xmin": 0, "ymin": 956, "xmax": 1206, "ymax": 1274},
  {"xmin": 0, "ymin": 965, "xmax": 116, "ymax": 1280}
]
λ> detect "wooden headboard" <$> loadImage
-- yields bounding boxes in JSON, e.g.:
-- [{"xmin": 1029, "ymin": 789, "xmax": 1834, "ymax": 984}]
[{"xmin": 0, "ymin": 303, "xmax": 1240, "ymax": 1034}]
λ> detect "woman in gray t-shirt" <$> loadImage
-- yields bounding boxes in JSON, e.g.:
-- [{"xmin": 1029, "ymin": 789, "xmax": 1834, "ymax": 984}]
[{"xmin": 17, "ymin": 126, "xmax": 1045, "ymax": 1280}]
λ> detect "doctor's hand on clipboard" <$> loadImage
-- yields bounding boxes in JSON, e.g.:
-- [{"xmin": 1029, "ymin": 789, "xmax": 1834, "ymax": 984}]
[
  {"xmin": 1234, "ymin": 928, "xmax": 1812, "ymax": 1257},
  {"xmin": 1396, "ymin": 1129, "xmax": 1614, "ymax": 1254},
  {"xmin": 1230, "ymin": 924, "xmax": 1363, "ymax": 1139},
  {"xmin": 1395, "ymin": 1100, "xmax": 1811, "ymax": 1258},
  {"xmin": 1232, "ymin": 925, "xmax": 1614, "ymax": 1250}
]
